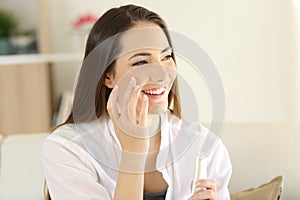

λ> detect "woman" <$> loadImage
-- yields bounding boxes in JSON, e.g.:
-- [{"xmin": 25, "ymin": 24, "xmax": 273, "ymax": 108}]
[{"xmin": 42, "ymin": 4, "xmax": 232, "ymax": 200}]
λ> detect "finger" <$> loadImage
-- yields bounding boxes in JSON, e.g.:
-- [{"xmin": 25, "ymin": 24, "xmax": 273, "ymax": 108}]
[
  {"xmin": 121, "ymin": 77, "xmax": 136, "ymax": 113},
  {"xmin": 191, "ymin": 189, "xmax": 217, "ymax": 200},
  {"xmin": 127, "ymin": 85, "xmax": 140, "ymax": 123},
  {"xmin": 195, "ymin": 179, "xmax": 217, "ymax": 192},
  {"xmin": 138, "ymin": 95, "xmax": 148, "ymax": 127}
]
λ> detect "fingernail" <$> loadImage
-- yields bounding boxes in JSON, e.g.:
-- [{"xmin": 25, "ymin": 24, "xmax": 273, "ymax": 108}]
[
  {"xmin": 196, "ymin": 182, "xmax": 203, "ymax": 187},
  {"xmin": 134, "ymin": 85, "xmax": 139, "ymax": 92},
  {"xmin": 130, "ymin": 77, "xmax": 135, "ymax": 85},
  {"xmin": 143, "ymin": 95, "xmax": 148, "ymax": 101}
]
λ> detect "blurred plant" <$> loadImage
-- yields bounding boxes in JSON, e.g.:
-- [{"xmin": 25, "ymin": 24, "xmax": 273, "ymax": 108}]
[{"xmin": 0, "ymin": 9, "xmax": 17, "ymax": 37}]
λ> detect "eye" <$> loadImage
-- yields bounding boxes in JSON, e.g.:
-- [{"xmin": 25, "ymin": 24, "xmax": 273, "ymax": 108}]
[
  {"xmin": 132, "ymin": 60, "xmax": 148, "ymax": 66},
  {"xmin": 162, "ymin": 54, "xmax": 173, "ymax": 61}
]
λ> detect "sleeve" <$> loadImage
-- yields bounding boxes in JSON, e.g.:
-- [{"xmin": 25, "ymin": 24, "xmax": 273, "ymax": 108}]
[
  {"xmin": 41, "ymin": 136, "xmax": 111, "ymax": 200},
  {"xmin": 206, "ymin": 139, "xmax": 233, "ymax": 200}
]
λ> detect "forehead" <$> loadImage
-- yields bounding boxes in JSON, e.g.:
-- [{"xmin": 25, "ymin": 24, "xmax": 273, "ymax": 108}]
[{"xmin": 118, "ymin": 23, "xmax": 170, "ymax": 57}]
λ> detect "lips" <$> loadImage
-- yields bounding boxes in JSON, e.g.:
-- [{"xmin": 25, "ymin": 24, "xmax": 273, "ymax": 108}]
[{"xmin": 142, "ymin": 86, "xmax": 166, "ymax": 98}]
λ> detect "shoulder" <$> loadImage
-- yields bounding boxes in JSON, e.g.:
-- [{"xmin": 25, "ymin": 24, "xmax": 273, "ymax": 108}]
[
  {"xmin": 167, "ymin": 112, "xmax": 230, "ymax": 162},
  {"xmin": 42, "ymin": 120, "xmax": 102, "ymax": 162},
  {"xmin": 197, "ymin": 124, "xmax": 231, "ymax": 164},
  {"xmin": 41, "ymin": 122, "xmax": 100, "ymax": 175},
  {"xmin": 44, "ymin": 118, "xmax": 104, "ymax": 146},
  {"xmin": 47, "ymin": 123, "xmax": 77, "ymax": 141},
  {"xmin": 167, "ymin": 112, "xmax": 214, "ymax": 142},
  {"xmin": 42, "ymin": 123, "xmax": 85, "ymax": 159},
  {"xmin": 43, "ymin": 123, "xmax": 82, "ymax": 151}
]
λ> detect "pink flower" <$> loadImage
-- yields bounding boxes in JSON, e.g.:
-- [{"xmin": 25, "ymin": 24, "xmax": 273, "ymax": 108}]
[{"xmin": 72, "ymin": 13, "xmax": 98, "ymax": 29}]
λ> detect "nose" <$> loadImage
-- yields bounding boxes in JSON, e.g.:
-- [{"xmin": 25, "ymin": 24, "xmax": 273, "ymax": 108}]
[{"xmin": 149, "ymin": 64, "xmax": 169, "ymax": 83}]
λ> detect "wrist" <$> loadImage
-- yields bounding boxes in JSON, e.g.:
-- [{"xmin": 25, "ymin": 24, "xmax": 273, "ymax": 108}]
[{"xmin": 119, "ymin": 150, "xmax": 148, "ymax": 173}]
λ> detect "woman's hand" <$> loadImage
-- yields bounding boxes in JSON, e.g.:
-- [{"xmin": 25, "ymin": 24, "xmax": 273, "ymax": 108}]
[
  {"xmin": 107, "ymin": 77, "xmax": 150, "ymax": 153},
  {"xmin": 190, "ymin": 179, "xmax": 219, "ymax": 200}
]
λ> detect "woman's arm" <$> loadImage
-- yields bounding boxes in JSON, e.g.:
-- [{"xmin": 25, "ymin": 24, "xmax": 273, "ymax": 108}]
[
  {"xmin": 107, "ymin": 80, "xmax": 150, "ymax": 200},
  {"xmin": 113, "ymin": 153, "xmax": 145, "ymax": 200},
  {"xmin": 189, "ymin": 128, "xmax": 232, "ymax": 200}
]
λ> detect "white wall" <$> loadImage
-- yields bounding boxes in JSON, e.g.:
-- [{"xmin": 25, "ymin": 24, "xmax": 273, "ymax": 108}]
[
  {"xmin": 295, "ymin": 0, "xmax": 300, "ymax": 122},
  {"xmin": 48, "ymin": 0, "xmax": 299, "ymax": 123},
  {"xmin": 2, "ymin": 0, "xmax": 298, "ymax": 122}
]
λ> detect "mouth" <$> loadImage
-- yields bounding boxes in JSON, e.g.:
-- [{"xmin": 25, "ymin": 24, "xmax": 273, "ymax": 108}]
[{"xmin": 141, "ymin": 86, "xmax": 166, "ymax": 99}]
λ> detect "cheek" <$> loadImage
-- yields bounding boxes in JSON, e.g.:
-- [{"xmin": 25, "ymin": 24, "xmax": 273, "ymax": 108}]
[
  {"xmin": 166, "ymin": 59, "xmax": 176, "ymax": 69},
  {"xmin": 114, "ymin": 67, "xmax": 132, "ymax": 83}
]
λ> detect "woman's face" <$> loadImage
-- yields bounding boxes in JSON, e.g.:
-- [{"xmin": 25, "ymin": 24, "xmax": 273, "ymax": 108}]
[{"xmin": 105, "ymin": 22, "xmax": 177, "ymax": 113}]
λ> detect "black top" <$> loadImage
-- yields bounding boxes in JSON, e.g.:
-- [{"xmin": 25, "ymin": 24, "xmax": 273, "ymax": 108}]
[{"xmin": 143, "ymin": 190, "xmax": 167, "ymax": 200}]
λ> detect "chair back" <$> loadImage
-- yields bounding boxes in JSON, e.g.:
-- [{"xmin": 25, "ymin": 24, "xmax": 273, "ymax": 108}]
[{"xmin": 0, "ymin": 133, "xmax": 48, "ymax": 200}]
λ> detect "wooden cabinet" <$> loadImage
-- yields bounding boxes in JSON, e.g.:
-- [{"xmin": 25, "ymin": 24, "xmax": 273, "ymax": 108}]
[
  {"xmin": 0, "ymin": 63, "xmax": 52, "ymax": 135},
  {"xmin": 0, "ymin": 0, "xmax": 53, "ymax": 135}
]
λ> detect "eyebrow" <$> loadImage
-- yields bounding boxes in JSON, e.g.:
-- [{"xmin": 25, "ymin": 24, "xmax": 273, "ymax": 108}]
[{"xmin": 128, "ymin": 46, "xmax": 172, "ymax": 60}]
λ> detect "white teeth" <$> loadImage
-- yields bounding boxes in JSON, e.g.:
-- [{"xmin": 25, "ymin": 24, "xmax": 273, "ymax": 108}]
[{"xmin": 143, "ymin": 87, "xmax": 165, "ymax": 95}]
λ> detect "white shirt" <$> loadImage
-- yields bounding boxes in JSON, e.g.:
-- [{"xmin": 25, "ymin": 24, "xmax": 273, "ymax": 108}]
[{"xmin": 42, "ymin": 112, "xmax": 232, "ymax": 200}]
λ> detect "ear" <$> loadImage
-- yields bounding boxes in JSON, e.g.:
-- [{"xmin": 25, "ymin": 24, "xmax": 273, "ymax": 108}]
[{"xmin": 104, "ymin": 72, "xmax": 115, "ymax": 89}]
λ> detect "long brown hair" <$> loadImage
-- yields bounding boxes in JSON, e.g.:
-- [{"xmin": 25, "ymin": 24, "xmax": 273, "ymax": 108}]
[
  {"xmin": 65, "ymin": 4, "xmax": 181, "ymax": 126},
  {"xmin": 45, "ymin": 4, "xmax": 181, "ymax": 199}
]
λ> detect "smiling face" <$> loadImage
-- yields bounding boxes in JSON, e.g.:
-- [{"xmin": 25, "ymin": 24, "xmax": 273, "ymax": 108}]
[{"xmin": 104, "ymin": 22, "xmax": 177, "ymax": 113}]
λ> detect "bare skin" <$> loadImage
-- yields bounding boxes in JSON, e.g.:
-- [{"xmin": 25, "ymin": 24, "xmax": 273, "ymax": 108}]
[{"xmin": 106, "ymin": 22, "xmax": 219, "ymax": 200}]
